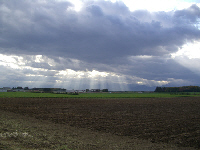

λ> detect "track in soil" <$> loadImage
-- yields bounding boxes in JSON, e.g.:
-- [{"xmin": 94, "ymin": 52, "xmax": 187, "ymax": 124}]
[{"xmin": 0, "ymin": 97, "xmax": 200, "ymax": 149}]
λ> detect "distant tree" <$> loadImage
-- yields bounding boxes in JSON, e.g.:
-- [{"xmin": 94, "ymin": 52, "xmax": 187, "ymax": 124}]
[
  {"xmin": 24, "ymin": 87, "xmax": 29, "ymax": 90},
  {"xmin": 155, "ymin": 86, "xmax": 200, "ymax": 93},
  {"xmin": 17, "ymin": 86, "xmax": 23, "ymax": 89},
  {"xmin": 102, "ymin": 89, "xmax": 108, "ymax": 92},
  {"xmin": 43, "ymin": 88, "xmax": 52, "ymax": 93},
  {"xmin": 154, "ymin": 87, "xmax": 163, "ymax": 92}
]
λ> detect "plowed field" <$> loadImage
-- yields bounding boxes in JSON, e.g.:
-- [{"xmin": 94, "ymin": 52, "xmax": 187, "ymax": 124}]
[{"xmin": 0, "ymin": 97, "xmax": 200, "ymax": 149}]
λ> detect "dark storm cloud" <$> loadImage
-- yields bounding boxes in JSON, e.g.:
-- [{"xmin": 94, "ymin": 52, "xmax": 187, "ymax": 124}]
[
  {"xmin": 0, "ymin": 0, "xmax": 200, "ymax": 89},
  {"xmin": 126, "ymin": 55, "xmax": 200, "ymax": 81},
  {"xmin": 1, "ymin": 0, "xmax": 199, "ymax": 63}
]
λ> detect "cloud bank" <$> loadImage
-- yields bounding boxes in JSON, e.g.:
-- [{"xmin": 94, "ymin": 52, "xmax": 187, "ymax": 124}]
[{"xmin": 0, "ymin": 0, "xmax": 200, "ymax": 90}]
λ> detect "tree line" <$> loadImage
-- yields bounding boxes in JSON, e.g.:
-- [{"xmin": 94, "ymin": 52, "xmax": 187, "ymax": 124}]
[{"xmin": 154, "ymin": 86, "xmax": 200, "ymax": 92}]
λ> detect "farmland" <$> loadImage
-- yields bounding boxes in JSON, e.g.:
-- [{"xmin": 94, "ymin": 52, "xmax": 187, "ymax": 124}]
[
  {"xmin": 0, "ymin": 97, "xmax": 200, "ymax": 149},
  {"xmin": 0, "ymin": 91, "xmax": 200, "ymax": 98}
]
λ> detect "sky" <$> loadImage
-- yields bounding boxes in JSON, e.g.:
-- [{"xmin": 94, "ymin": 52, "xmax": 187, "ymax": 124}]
[{"xmin": 0, "ymin": 0, "xmax": 200, "ymax": 91}]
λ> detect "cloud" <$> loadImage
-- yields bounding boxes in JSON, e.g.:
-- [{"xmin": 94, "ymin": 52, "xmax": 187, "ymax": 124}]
[
  {"xmin": 0, "ymin": 0, "xmax": 200, "ymax": 90},
  {"xmin": 1, "ymin": 1, "xmax": 199, "ymax": 60},
  {"xmin": 174, "ymin": 4, "xmax": 200, "ymax": 22}
]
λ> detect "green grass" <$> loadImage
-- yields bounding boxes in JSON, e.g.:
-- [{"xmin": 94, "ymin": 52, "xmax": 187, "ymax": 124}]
[{"xmin": 0, "ymin": 92, "xmax": 200, "ymax": 98}]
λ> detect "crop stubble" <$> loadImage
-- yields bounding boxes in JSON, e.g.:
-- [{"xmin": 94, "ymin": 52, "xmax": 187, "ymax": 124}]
[{"xmin": 0, "ymin": 97, "xmax": 200, "ymax": 148}]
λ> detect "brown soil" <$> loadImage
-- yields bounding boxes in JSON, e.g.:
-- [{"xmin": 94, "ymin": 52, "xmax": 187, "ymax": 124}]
[{"xmin": 0, "ymin": 97, "xmax": 200, "ymax": 149}]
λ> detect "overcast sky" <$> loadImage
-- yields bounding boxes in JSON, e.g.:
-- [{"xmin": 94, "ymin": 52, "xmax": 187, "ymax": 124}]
[{"xmin": 0, "ymin": 0, "xmax": 200, "ymax": 91}]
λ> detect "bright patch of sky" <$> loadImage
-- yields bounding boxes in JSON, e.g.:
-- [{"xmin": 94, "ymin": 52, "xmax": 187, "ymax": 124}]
[
  {"xmin": 171, "ymin": 41, "xmax": 200, "ymax": 76},
  {"xmin": 171, "ymin": 41, "xmax": 200, "ymax": 59},
  {"xmin": 67, "ymin": 0, "xmax": 200, "ymax": 12},
  {"xmin": 122, "ymin": 0, "xmax": 199, "ymax": 12}
]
